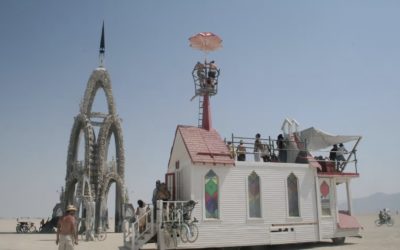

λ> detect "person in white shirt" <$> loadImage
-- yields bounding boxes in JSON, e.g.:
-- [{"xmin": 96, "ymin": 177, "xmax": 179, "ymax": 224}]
[{"xmin": 336, "ymin": 143, "xmax": 348, "ymax": 162}]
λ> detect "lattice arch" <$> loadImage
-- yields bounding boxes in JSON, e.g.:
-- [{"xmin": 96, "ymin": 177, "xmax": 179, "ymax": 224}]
[
  {"xmin": 96, "ymin": 115, "xmax": 125, "ymax": 178},
  {"xmin": 81, "ymin": 69, "xmax": 116, "ymax": 115},
  {"xmin": 66, "ymin": 114, "xmax": 95, "ymax": 175}
]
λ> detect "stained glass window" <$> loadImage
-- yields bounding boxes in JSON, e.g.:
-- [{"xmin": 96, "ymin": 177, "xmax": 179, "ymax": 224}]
[
  {"xmin": 205, "ymin": 170, "xmax": 219, "ymax": 219},
  {"xmin": 320, "ymin": 179, "xmax": 331, "ymax": 216},
  {"xmin": 287, "ymin": 173, "xmax": 300, "ymax": 217},
  {"xmin": 248, "ymin": 171, "xmax": 261, "ymax": 218}
]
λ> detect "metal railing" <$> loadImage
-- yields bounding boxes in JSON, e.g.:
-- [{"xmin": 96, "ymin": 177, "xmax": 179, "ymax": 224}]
[
  {"xmin": 123, "ymin": 205, "xmax": 155, "ymax": 250},
  {"xmin": 228, "ymin": 134, "xmax": 359, "ymax": 174}
]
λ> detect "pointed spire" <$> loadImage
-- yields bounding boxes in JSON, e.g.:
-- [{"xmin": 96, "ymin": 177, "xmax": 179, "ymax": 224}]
[{"xmin": 99, "ymin": 21, "xmax": 105, "ymax": 67}]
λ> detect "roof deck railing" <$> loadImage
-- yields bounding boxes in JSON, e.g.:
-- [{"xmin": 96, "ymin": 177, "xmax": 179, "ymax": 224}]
[{"xmin": 228, "ymin": 134, "xmax": 359, "ymax": 174}]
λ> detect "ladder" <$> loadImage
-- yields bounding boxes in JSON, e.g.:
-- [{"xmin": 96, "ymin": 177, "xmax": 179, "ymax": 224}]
[{"xmin": 197, "ymin": 96, "xmax": 203, "ymax": 128}]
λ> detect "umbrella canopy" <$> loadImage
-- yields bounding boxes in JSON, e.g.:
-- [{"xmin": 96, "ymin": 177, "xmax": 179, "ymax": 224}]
[
  {"xmin": 299, "ymin": 127, "xmax": 361, "ymax": 151},
  {"xmin": 189, "ymin": 32, "xmax": 222, "ymax": 53}
]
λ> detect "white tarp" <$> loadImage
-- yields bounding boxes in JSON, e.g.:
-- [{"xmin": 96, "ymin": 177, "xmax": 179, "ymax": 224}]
[{"xmin": 299, "ymin": 127, "xmax": 361, "ymax": 151}]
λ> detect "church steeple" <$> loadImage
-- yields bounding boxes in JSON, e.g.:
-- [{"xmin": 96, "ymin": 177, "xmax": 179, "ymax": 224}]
[{"xmin": 99, "ymin": 21, "xmax": 105, "ymax": 67}]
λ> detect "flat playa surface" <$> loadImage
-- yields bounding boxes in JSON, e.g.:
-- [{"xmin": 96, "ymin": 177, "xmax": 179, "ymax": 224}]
[{"xmin": 0, "ymin": 214, "xmax": 399, "ymax": 250}]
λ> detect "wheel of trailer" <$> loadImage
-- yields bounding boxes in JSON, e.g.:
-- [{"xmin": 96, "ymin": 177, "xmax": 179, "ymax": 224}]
[
  {"xmin": 16, "ymin": 225, "xmax": 21, "ymax": 233},
  {"xmin": 332, "ymin": 237, "xmax": 345, "ymax": 245},
  {"xmin": 387, "ymin": 218, "xmax": 394, "ymax": 227},
  {"xmin": 375, "ymin": 219, "xmax": 383, "ymax": 226}
]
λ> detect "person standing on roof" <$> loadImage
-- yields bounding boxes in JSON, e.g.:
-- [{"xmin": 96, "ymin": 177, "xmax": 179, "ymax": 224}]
[
  {"xmin": 277, "ymin": 134, "xmax": 287, "ymax": 162},
  {"xmin": 207, "ymin": 60, "xmax": 218, "ymax": 87},
  {"xmin": 329, "ymin": 144, "xmax": 338, "ymax": 169},
  {"xmin": 236, "ymin": 140, "xmax": 246, "ymax": 161},
  {"xmin": 254, "ymin": 133, "xmax": 263, "ymax": 162},
  {"xmin": 194, "ymin": 61, "xmax": 206, "ymax": 87},
  {"xmin": 227, "ymin": 141, "xmax": 236, "ymax": 159},
  {"xmin": 336, "ymin": 143, "xmax": 348, "ymax": 168}
]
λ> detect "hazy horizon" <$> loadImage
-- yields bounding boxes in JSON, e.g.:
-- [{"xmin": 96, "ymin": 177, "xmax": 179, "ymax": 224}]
[{"xmin": 1, "ymin": 1, "xmax": 399, "ymax": 218}]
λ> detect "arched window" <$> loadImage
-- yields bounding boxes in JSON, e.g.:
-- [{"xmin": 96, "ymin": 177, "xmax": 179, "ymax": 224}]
[
  {"xmin": 205, "ymin": 170, "xmax": 219, "ymax": 219},
  {"xmin": 287, "ymin": 173, "xmax": 300, "ymax": 217},
  {"xmin": 320, "ymin": 179, "xmax": 331, "ymax": 216},
  {"xmin": 248, "ymin": 171, "xmax": 261, "ymax": 218}
]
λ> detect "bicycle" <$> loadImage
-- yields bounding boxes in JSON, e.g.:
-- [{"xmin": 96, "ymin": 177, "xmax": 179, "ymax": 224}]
[
  {"xmin": 180, "ymin": 201, "xmax": 199, "ymax": 243},
  {"xmin": 180, "ymin": 217, "xmax": 198, "ymax": 243},
  {"xmin": 375, "ymin": 217, "xmax": 394, "ymax": 227},
  {"xmin": 163, "ymin": 200, "xmax": 199, "ymax": 247},
  {"xmin": 80, "ymin": 227, "xmax": 107, "ymax": 241}
]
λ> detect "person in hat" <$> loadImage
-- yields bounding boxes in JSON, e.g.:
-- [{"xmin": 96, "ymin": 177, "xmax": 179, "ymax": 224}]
[
  {"xmin": 236, "ymin": 140, "xmax": 246, "ymax": 161},
  {"xmin": 56, "ymin": 204, "xmax": 78, "ymax": 249}
]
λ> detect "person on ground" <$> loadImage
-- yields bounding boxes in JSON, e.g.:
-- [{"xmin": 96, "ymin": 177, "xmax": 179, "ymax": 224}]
[
  {"xmin": 152, "ymin": 180, "xmax": 161, "ymax": 220},
  {"xmin": 136, "ymin": 200, "xmax": 147, "ymax": 233},
  {"xmin": 56, "ymin": 205, "xmax": 78, "ymax": 250}
]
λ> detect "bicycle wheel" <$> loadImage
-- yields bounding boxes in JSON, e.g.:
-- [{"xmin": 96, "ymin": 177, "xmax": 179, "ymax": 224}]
[
  {"xmin": 387, "ymin": 218, "xmax": 394, "ymax": 227},
  {"xmin": 186, "ymin": 223, "xmax": 199, "ymax": 243},
  {"xmin": 97, "ymin": 230, "xmax": 107, "ymax": 241},
  {"xmin": 180, "ymin": 225, "xmax": 188, "ymax": 243},
  {"xmin": 80, "ymin": 232, "xmax": 86, "ymax": 241},
  {"xmin": 29, "ymin": 226, "xmax": 37, "ymax": 233},
  {"xmin": 163, "ymin": 228, "xmax": 171, "ymax": 247},
  {"xmin": 171, "ymin": 228, "xmax": 178, "ymax": 247},
  {"xmin": 375, "ymin": 219, "xmax": 383, "ymax": 226}
]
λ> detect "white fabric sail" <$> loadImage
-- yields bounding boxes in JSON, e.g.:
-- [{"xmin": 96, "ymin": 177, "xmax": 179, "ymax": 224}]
[{"xmin": 299, "ymin": 127, "xmax": 361, "ymax": 151}]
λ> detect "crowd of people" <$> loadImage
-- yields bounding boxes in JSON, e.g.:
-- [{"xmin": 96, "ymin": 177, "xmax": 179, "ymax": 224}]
[
  {"xmin": 227, "ymin": 133, "xmax": 287, "ymax": 163},
  {"xmin": 228, "ymin": 134, "xmax": 351, "ymax": 168}
]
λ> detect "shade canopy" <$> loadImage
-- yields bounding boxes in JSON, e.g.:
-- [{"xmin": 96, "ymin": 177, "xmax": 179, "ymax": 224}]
[
  {"xmin": 299, "ymin": 127, "xmax": 361, "ymax": 151},
  {"xmin": 189, "ymin": 32, "xmax": 222, "ymax": 53}
]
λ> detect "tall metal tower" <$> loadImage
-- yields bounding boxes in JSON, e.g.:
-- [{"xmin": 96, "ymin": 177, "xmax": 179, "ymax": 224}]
[
  {"xmin": 189, "ymin": 32, "xmax": 222, "ymax": 130},
  {"xmin": 63, "ymin": 23, "xmax": 126, "ymax": 233}
]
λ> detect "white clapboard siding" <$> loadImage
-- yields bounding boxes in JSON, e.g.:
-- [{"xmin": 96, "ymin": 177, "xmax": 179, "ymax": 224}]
[
  {"xmin": 320, "ymin": 218, "xmax": 335, "ymax": 239},
  {"xmin": 168, "ymin": 132, "xmax": 191, "ymax": 171},
  {"xmin": 171, "ymin": 162, "xmax": 320, "ymax": 248}
]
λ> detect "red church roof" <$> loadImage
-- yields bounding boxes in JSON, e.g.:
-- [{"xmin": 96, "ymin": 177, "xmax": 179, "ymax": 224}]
[{"xmin": 174, "ymin": 125, "xmax": 235, "ymax": 166}]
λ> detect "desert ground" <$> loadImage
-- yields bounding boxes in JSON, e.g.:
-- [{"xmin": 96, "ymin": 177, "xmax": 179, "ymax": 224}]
[{"xmin": 0, "ymin": 214, "xmax": 399, "ymax": 250}]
